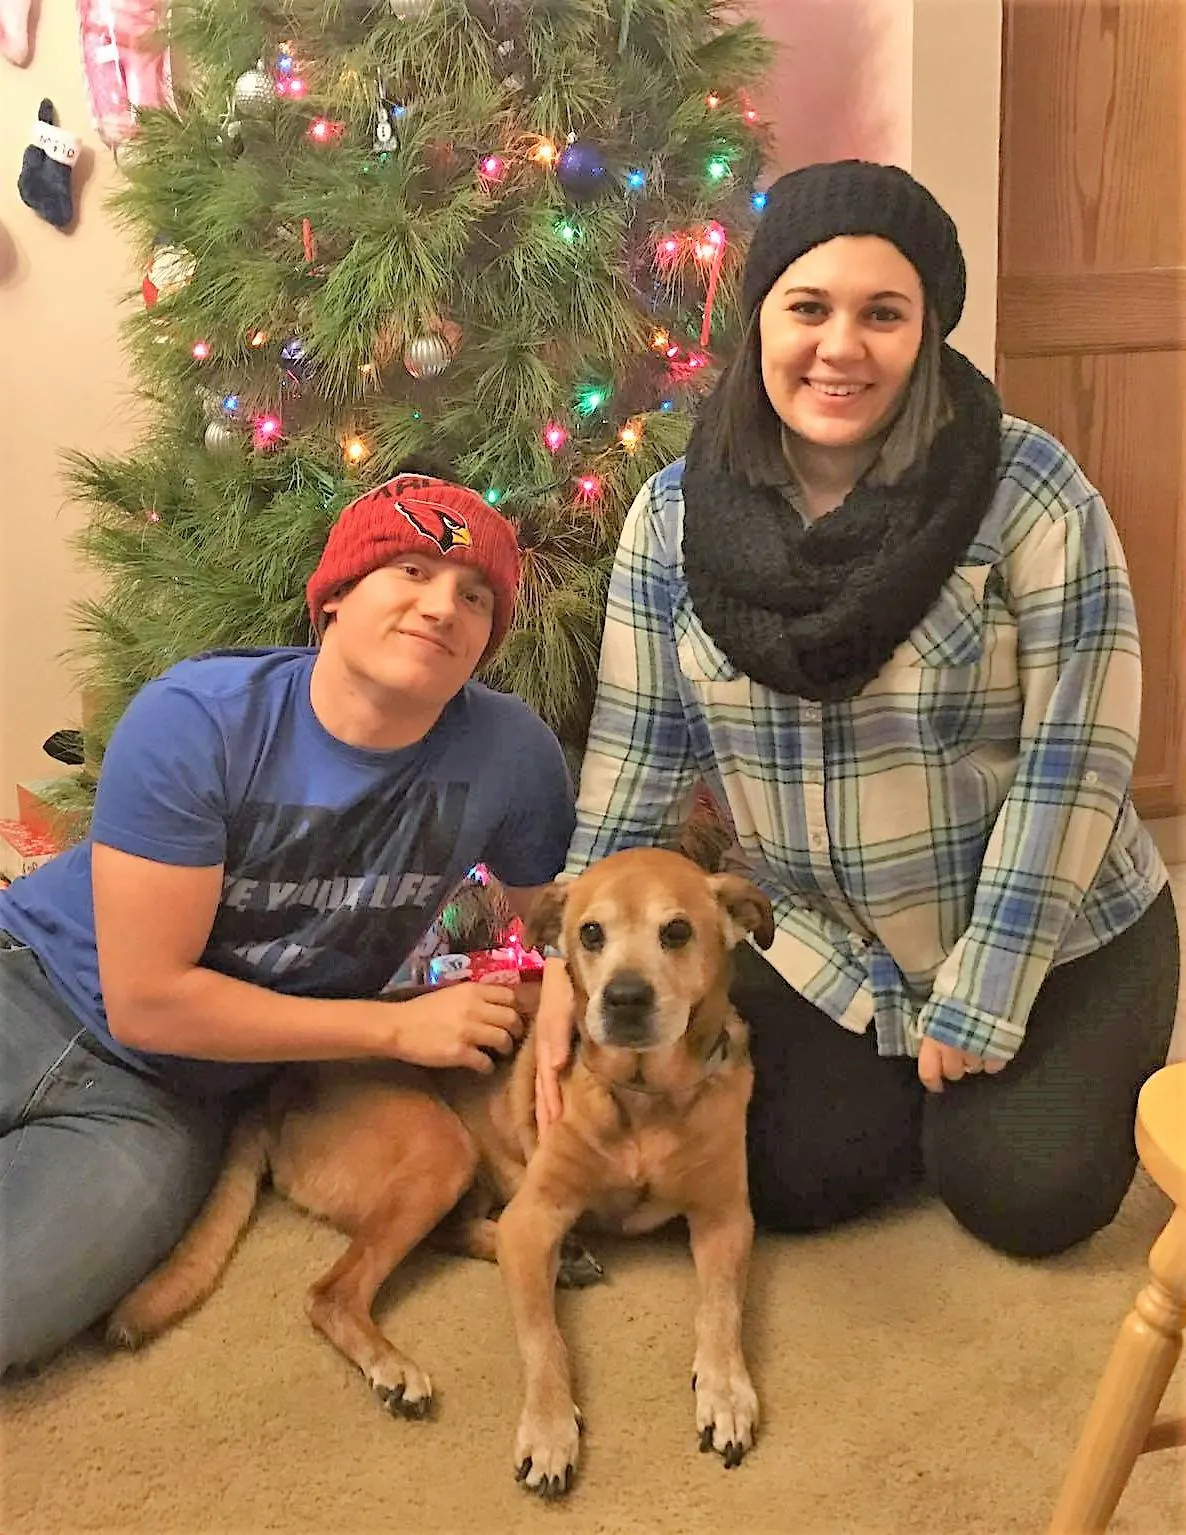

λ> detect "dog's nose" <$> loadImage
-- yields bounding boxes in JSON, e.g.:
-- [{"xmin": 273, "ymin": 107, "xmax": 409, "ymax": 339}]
[
  {"xmin": 603, "ymin": 973, "xmax": 655, "ymax": 1013},
  {"xmin": 602, "ymin": 972, "xmax": 656, "ymax": 1045}
]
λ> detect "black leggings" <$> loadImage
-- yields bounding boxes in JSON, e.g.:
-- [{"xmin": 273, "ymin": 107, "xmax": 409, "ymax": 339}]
[{"xmin": 734, "ymin": 886, "xmax": 1180, "ymax": 1258}]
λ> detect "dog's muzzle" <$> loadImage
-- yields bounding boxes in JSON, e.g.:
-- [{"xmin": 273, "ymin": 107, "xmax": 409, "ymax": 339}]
[{"xmin": 599, "ymin": 970, "xmax": 658, "ymax": 1048}]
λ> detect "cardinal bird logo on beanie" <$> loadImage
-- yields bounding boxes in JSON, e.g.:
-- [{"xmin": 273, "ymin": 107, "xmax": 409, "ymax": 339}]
[
  {"xmin": 305, "ymin": 471, "xmax": 520, "ymax": 661},
  {"xmin": 393, "ymin": 494, "xmax": 473, "ymax": 554}
]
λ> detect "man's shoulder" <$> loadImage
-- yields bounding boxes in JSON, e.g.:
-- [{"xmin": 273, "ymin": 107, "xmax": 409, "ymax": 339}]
[
  {"xmin": 449, "ymin": 684, "xmax": 569, "ymax": 777},
  {"xmin": 157, "ymin": 647, "xmax": 315, "ymax": 704},
  {"xmin": 458, "ymin": 681, "xmax": 553, "ymax": 735}
]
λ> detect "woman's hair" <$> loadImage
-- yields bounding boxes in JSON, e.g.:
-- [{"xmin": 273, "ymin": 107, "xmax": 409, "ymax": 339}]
[{"xmin": 707, "ymin": 303, "xmax": 950, "ymax": 490}]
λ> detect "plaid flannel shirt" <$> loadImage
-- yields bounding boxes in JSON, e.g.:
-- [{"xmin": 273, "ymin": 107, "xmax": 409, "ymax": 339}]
[{"xmin": 566, "ymin": 417, "xmax": 1168, "ymax": 1060}]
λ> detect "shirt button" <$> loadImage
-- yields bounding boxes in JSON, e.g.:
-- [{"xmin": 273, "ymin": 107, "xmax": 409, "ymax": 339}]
[
  {"xmin": 1085, "ymin": 771, "xmax": 1099, "ymax": 785},
  {"xmin": 809, "ymin": 831, "xmax": 826, "ymax": 851}
]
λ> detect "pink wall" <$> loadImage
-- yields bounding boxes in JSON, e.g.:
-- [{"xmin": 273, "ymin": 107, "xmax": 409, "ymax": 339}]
[{"xmin": 749, "ymin": 0, "xmax": 913, "ymax": 176}]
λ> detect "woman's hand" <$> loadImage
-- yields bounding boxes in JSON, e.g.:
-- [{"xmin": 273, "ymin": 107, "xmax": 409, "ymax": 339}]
[
  {"xmin": 917, "ymin": 1037, "xmax": 1008, "ymax": 1093},
  {"xmin": 534, "ymin": 958, "xmax": 576, "ymax": 1134}
]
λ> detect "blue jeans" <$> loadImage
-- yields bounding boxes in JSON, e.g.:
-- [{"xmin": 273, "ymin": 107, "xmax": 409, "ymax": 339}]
[{"xmin": 0, "ymin": 939, "xmax": 230, "ymax": 1375}]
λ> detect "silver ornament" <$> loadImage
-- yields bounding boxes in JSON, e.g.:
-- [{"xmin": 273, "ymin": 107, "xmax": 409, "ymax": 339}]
[
  {"xmin": 204, "ymin": 420, "xmax": 239, "ymax": 454},
  {"xmin": 390, "ymin": 0, "xmax": 432, "ymax": 18},
  {"xmin": 403, "ymin": 333, "xmax": 453, "ymax": 379},
  {"xmin": 233, "ymin": 66, "xmax": 276, "ymax": 116}
]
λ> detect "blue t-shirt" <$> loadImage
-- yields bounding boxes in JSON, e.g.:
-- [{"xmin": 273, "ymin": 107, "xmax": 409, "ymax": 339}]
[{"xmin": 0, "ymin": 649, "xmax": 575, "ymax": 1093}]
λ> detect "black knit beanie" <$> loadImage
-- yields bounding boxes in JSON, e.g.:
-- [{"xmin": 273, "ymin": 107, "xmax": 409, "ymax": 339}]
[{"xmin": 743, "ymin": 160, "xmax": 967, "ymax": 337}]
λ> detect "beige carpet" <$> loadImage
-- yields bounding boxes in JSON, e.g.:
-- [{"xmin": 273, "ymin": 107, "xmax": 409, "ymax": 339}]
[{"xmin": 2, "ymin": 1171, "xmax": 1184, "ymax": 1535}]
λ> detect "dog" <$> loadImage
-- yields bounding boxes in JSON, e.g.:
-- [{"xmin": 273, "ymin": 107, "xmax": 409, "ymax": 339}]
[{"xmin": 106, "ymin": 847, "xmax": 774, "ymax": 1496}]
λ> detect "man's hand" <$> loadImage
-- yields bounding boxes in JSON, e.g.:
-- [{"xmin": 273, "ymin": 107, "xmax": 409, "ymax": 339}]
[
  {"xmin": 534, "ymin": 958, "xmax": 576, "ymax": 1134},
  {"xmin": 386, "ymin": 982, "xmax": 526, "ymax": 1073},
  {"xmin": 917, "ymin": 1037, "xmax": 1008, "ymax": 1093}
]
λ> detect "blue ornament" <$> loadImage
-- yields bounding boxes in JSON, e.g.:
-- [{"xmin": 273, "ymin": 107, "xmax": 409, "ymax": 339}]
[{"xmin": 557, "ymin": 139, "xmax": 609, "ymax": 203}]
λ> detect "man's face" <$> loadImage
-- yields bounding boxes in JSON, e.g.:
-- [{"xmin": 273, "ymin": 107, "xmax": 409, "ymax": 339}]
[{"xmin": 321, "ymin": 551, "xmax": 495, "ymax": 710}]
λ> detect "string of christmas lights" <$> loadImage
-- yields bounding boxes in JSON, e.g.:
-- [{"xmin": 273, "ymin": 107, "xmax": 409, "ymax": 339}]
[{"xmin": 161, "ymin": 36, "xmax": 768, "ymax": 502}]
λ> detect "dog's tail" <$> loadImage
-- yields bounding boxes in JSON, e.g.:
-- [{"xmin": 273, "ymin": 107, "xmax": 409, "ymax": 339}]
[{"xmin": 106, "ymin": 1108, "xmax": 270, "ymax": 1349}]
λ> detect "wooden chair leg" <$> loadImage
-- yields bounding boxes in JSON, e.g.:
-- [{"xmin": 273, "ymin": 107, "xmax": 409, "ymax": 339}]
[{"xmin": 1049, "ymin": 1208, "xmax": 1186, "ymax": 1533}]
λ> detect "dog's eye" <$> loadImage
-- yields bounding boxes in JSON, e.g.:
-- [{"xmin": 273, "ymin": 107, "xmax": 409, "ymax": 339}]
[
  {"xmin": 578, "ymin": 921, "xmax": 605, "ymax": 952},
  {"xmin": 660, "ymin": 918, "xmax": 693, "ymax": 950}
]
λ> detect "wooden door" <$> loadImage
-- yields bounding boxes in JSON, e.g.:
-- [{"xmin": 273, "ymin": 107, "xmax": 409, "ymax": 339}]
[{"xmin": 997, "ymin": 0, "xmax": 1186, "ymax": 819}]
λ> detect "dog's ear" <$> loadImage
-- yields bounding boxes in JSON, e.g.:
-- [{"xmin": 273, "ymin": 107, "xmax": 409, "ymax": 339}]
[
  {"xmin": 709, "ymin": 874, "xmax": 775, "ymax": 951},
  {"xmin": 522, "ymin": 882, "xmax": 569, "ymax": 953}
]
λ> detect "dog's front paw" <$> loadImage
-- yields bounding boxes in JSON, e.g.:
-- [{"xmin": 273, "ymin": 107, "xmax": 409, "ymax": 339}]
[
  {"xmin": 513, "ymin": 1398, "xmax": 583, "ymax": 1497},
  {"xmin": 691, "ymin": 1355, "xmax": 758, "ymax": 1469},
  {"xmin": 368, "ymin": 1353, "xmax": 433, "ymax": 1420}
]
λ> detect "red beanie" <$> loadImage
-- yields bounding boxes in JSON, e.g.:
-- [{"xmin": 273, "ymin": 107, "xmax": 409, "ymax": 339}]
[{"xmin": 306, "ymin": 474, "xmax": 521, "ymax": 662}]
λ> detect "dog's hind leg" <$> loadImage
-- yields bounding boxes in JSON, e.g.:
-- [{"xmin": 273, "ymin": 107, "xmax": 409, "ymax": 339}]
[
  {"xmin": 429, "ymin": 1186, "xmax": 500, "ymax": 1263},
  {"xmin": 303, "ymin": 1099, "xmax": 477, "ymax": 1419}
]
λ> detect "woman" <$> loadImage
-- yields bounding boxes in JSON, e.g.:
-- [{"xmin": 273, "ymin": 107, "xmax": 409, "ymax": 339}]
[{"xmin": 534, "ymin": 160, "xmax": 1179, "ymax": 1259}]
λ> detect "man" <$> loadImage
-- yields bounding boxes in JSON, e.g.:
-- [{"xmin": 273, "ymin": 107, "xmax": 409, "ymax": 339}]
[{"xmin": 0, "ymin": 471, "xmax": 575, "ymax": 1375}]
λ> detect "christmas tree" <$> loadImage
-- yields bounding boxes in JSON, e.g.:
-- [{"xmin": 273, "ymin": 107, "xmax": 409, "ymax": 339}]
[{"xmin": 63, "ymin": 0, "xmax": 771, "ymax": 792}]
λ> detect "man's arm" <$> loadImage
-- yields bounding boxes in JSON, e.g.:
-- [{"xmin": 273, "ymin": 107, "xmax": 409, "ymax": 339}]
[{"xmin": 94, "ymin": 845, "xmax": 524, "ymax": 1071}]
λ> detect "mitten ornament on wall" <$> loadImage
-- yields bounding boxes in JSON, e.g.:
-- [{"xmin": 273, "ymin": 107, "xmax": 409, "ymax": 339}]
[
  {"xmin": 1, "ymin": 0, "xmax": 34, "ymax": 65},
  {"xmin": 18, "ymin": 100, "xmax": 80, "ymax": 230}
]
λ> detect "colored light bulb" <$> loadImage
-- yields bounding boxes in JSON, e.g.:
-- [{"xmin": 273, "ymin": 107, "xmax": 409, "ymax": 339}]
[
  {"xmin": 577, "ymin": 386, "xmax": 607, "ymax": 414},
  {"xmin": 190, "ymin": 340, "xmax": 211, "ymax": 360},
  {"xmin": 543, "ymin": 423, "xmax": 568, "ymax": 452},
  {"xmin": 253, "ymin": 414, "xmax": 282, "ymax": 447}
]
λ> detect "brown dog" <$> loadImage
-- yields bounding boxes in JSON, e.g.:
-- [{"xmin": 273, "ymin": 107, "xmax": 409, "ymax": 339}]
[{"xmin": 106, "ymin": 847, "xmax": 773, "ymax": 1495}]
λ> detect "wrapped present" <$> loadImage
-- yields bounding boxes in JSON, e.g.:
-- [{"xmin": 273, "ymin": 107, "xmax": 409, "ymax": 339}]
[
  {"xmin": 0, "ymin": 818, "xmax": 63, "ymax": 882},
  {"xmin": 427, "ymin": 952, "xmax": 472, "ymax": 987},
  {"xmin": 424, "ymin": 943, "xmax": 547, "ymax": 989}
]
